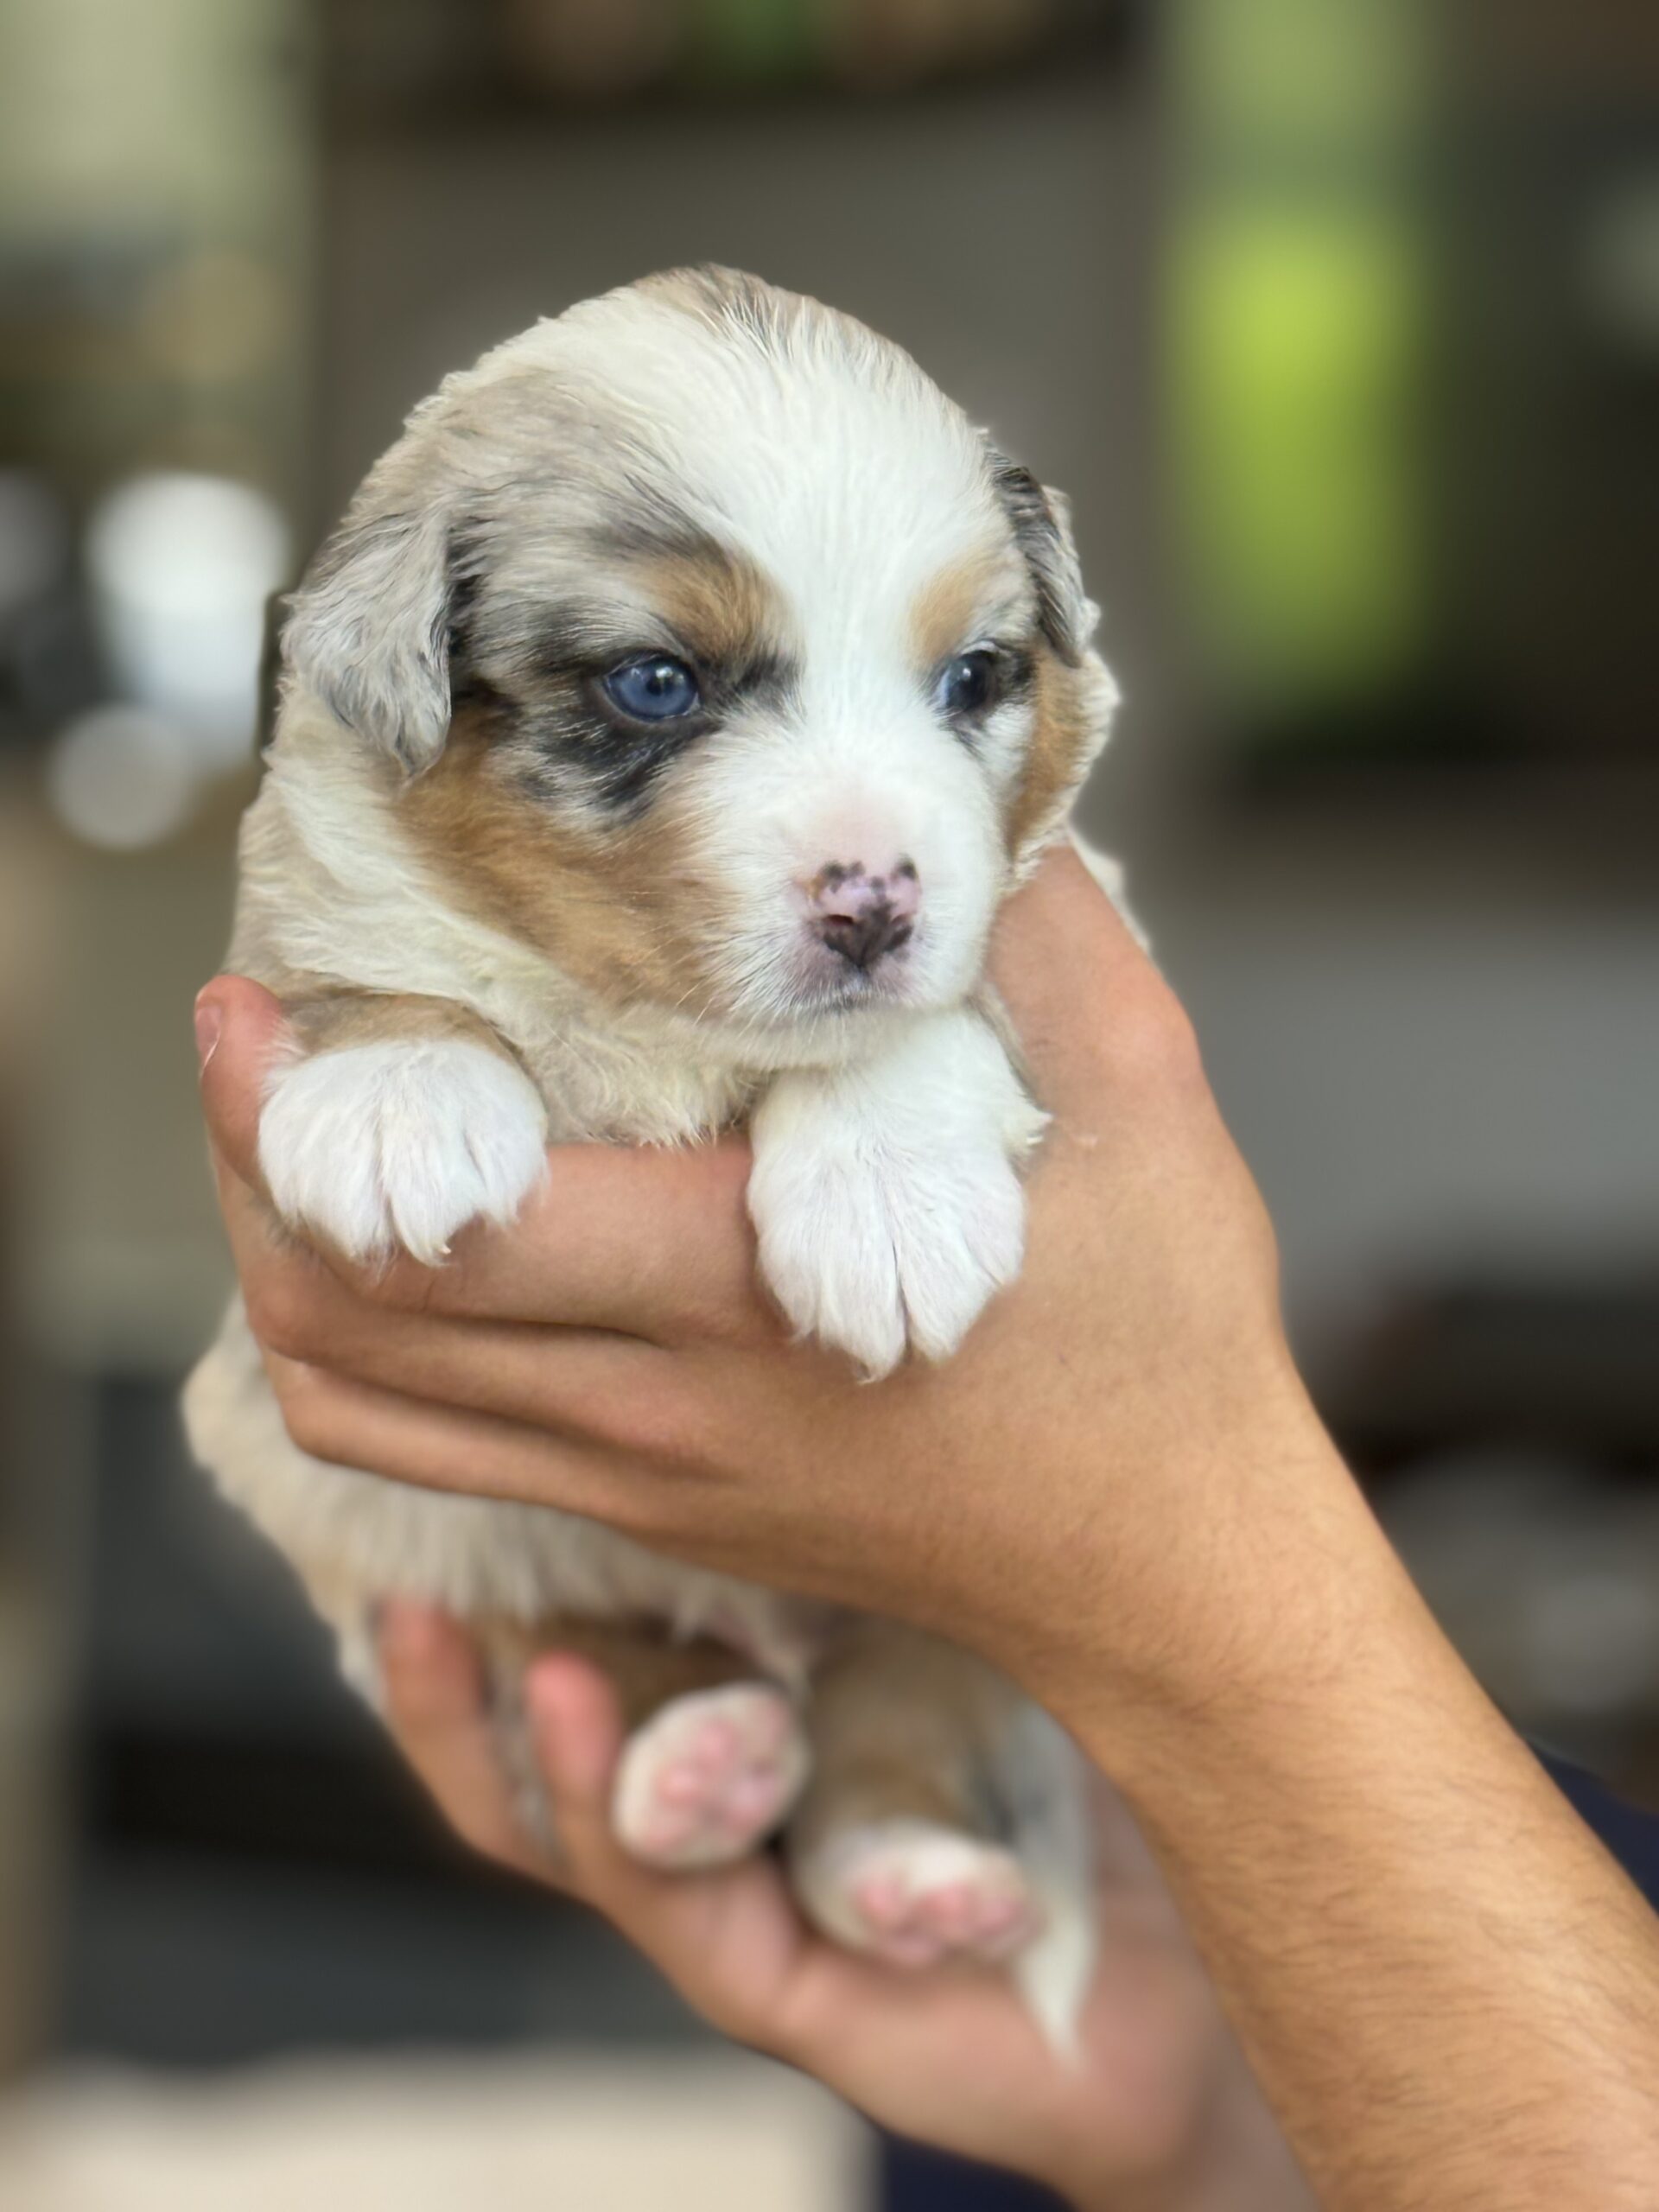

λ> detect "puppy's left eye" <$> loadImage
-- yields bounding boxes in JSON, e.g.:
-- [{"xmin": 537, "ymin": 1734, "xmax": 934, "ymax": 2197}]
[
  {"xmin": 601, "ymin": 654, "xmax": 702, "ymax": 722},
  {"xmin": 935, "ymin": 649, "xmax": 1001, "ymax": 718}
]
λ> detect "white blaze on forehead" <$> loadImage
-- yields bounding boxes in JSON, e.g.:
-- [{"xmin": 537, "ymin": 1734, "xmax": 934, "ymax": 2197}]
[{"xmin": 477, "ymin": 283, "xmax": 1021, "ymax": 667}]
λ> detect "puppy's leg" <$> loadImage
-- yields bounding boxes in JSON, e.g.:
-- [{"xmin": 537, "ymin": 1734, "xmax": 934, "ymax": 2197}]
[
  {"xmin": 789, "ymin": 1624, "xmax": 1038, "ymax": 1961},
  {"xmin": 258, "ymin": 991, "xmax": 548, "ymax": 1267},
  {"xmin": 475, "ymin": 1618, "xmax": 812, "ymax": 1873},
  {"xmin": 789, "ymin": 1624, "xmax": 1095, "ymax": 2043},
  {"xmin": 748, "ymin": 1008, "xmax": 1046, "ymax": 1378}
]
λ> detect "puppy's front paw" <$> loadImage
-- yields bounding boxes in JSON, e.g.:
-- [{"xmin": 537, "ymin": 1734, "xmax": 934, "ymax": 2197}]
[
  {"xmin": 749, "ymin": 1106, "xmax": 1029, "ymax": 1378},
  {"xmin": 259, "ymin": 1039, "xmax": 547, "ymax": 1265}
]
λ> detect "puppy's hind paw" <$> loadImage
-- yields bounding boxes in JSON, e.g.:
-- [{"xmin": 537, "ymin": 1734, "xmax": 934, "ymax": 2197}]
[
  {"xmin": 613, "ymin": 1683, "xmax": 810, "ymax": 1872},
  {"xmin": 794, "ymin": 1820, "xmax": 1041, "ymax": 1967},
  {"xmin": 259, "ymin": 1038, "xmax": 547, "ymax": 1267}
]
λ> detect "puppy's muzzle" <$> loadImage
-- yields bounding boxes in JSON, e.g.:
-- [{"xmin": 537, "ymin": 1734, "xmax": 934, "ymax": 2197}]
[{"xmin": 804, "ymin": 859, "xmax": 919, "ymax": 972}]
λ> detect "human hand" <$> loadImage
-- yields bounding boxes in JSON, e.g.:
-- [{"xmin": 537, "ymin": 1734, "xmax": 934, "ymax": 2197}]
[
  {"xmin": 196, "ymin": 855, "xmax": 1659, "ymax": 2212},
  {"xmin": 194, "ymin": 846, "xmax": 1351, "ymax": 1720},
  {"xmin": 375, "ymin": 1602, "xmax": 1305, "ymax": 2212}
]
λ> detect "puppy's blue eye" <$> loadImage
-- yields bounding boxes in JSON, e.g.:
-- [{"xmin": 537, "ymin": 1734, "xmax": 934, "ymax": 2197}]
[
  {"xmin": 601, "ymin": 655, "xmax": 701, "ymax": 722},
  {"xmin": 936, "ymin": 650, "xmax": 1000, "ymax": 717}
]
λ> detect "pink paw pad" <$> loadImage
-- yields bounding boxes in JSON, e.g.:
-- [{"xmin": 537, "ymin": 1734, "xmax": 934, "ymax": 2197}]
[
  {"xmin": 816, "ymin": 1821, "xmax": 1041, "ymax": 1967},
  {"xmin": 612, "ymin": 1683, "xmax": 810, "ymax": 1872}
]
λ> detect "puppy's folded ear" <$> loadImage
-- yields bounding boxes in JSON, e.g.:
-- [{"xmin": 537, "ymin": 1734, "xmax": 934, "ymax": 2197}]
[
  {"xmin": 283, "ymin": 485, "xmax": 455, "ymax": 772},
  {"xmin": 988, "ymin": 454, "xmax": 1099, "ymax": 669}
]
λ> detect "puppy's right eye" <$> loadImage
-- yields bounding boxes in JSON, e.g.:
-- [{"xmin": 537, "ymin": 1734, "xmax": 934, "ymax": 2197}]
[{"xmin": 601, "ymin": 654, "xmax": 702, "ymax": 723}]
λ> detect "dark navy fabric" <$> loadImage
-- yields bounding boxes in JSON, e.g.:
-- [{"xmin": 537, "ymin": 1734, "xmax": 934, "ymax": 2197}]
[
  {"xmin": 1536, "ymin": 1747, "xmax": 1659, "ymax": 1909},
  {"xmin": 877, "ymin": 2139, "xmax": 1066, "ymax": 2211},
  {"xmin": 879, "ymin": 1745, "xmax": 1659, "ymax": 2209}
]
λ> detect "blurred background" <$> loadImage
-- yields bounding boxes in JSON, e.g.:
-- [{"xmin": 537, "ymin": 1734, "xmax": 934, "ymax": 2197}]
[{"xmin": 0, "ymin": 0, "xmax": 1656, "ymax": 2203}]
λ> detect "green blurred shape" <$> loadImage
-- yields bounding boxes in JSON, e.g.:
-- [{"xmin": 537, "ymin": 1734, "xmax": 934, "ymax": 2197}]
[
  {"xmin": 690, "ymin": 0, "xmax": 825, "ymax": 85},
  {"xmin": 1173, "ymin": 210, "xmax": 1426, "ymax": 705},
  {"xmin": 1170, "ymin": 0, "xmax": 1433, "ymax": 737}
]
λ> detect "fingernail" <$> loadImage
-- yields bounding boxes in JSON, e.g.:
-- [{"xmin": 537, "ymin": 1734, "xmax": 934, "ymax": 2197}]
[{"xmin": 193, "ymin": 994, "xmax": 222, "ymax": 1071}]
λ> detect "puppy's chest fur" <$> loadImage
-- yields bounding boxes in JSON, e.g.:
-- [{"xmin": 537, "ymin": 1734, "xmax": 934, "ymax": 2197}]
[
  {"xmin": 200, "ymin": 753, "xmax": 839, "ymax": 1677},
  {"xmin": 244, "ymin": 746, "xmax": 766, "ymax": 1145}
]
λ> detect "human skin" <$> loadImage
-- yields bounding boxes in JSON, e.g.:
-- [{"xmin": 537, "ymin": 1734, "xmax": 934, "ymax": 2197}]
[{"xmin": 194, "ymin": 849, "xmax": 1659, "ymax": 2211}]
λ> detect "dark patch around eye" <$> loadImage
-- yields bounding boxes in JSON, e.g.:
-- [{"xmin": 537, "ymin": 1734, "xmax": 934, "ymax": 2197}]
[{"xmin": 488, "ymin": 622, "xmax": 796, "ymax": 817}]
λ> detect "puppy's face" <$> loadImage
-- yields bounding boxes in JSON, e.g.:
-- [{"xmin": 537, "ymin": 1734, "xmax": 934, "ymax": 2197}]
[{"xmin": 286, "ymin": 270, "xmax": 1116, "ymax": 1062}]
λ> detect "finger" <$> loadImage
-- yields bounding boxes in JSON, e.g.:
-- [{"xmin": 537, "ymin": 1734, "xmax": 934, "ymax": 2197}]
[
  {"xmin": 378, "ymin": 1602, "xmax": 545, "ymax": 1876},
  {"xmin": 195, "ymin": 975, "xmax": 292, "ymax": 1187},
  {"xmin": 234, "ymin": 1185, "xmax": 691, "ymax": 1445},
  {"xmin": 991, "ymin": 842, "xmax": 1197, "ymax": 1122},
  {"xmin": 524, "ymin": 1657, "xmax": 817, "ymax": 2053},
  {"xmin": 215, "ymin": 1071, "xmax": 765, "ymax": 1350},
  {"xmin": 196, "ymin": 972, "xmax": 765, "ymax": 1345},
  {"xmin": 352, "ymin": 1137, "xmax": 766, "ymax": 1344},
  {"xmin": 264, "ymin": 1353, "xmax": 669, "ymax": 1522}
]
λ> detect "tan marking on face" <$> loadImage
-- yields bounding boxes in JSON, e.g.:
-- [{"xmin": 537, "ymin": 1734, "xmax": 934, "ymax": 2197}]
[
  {"xmin": 398, "ymin": 709, "xmax": 728, "ymax": 1015},
  {"xmin": 1005, "ymin": 651, "xmax": 1100, "ymax": 860},
  {"xmin": 907, "ymin": 549, "xmax": 1012, "ymax": 673},
  {"xmin": 636, "ymin": 537, "xmax": 791, "ymax": 673}
]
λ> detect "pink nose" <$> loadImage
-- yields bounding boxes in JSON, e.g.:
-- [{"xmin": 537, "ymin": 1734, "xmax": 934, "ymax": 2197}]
[{"xmin": 804, "ymin": 859, "xmax": 920, "ymax": 971}]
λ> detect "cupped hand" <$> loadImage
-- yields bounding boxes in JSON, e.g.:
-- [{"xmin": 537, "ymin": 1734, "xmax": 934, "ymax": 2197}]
[
  {"xmin": 375, "ymin": 1602, "xmax": 1300, "ymax": 2212},
  {"xmin": 194, "ymin": 847, "xmax": 1340, "ymax": 1710}
]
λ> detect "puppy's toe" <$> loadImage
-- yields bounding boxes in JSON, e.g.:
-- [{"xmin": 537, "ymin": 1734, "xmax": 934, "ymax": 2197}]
[
  {"xmin": 613, "ymin": 1683, "xmax": 810, "ymax": 1871},
  {"xmin": 753, "ymin": 1143, "xmax": 1025, "ymax": 1377},
  {"xmin": 794, "ymin": 1819, "xmax": 1041, "ymax": 1967},
  {"xmin": 895, "ymin": 1147, "xmax": 1026, "ymax": 1363}
]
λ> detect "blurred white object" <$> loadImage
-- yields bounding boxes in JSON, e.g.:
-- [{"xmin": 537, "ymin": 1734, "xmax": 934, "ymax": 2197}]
[
  {"xmin": 0, "ymin": 2056, "xmax": 863, "ymax": 2212},
  {"xmin": 85, "ymin": 474, "xmax": 289, "ymax": 769},
  {"xmin": 44, "ymin": 706, "xmax": 197, "ymax": 851}
]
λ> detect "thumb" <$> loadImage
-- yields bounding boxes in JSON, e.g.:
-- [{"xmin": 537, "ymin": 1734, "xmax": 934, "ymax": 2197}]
[
  {"xmin": 991, "ymin": 841, "xmax": 1189, "ymax": 1123},
  {"xmin": 194, "ymin": 974, "xmax": 290, "ymax": 1187}
]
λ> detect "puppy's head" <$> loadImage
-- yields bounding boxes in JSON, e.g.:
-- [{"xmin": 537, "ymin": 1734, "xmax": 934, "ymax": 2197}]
[{"xmin": 285, "ymin": 269, "xmax": 1116, "ymax": 1058}]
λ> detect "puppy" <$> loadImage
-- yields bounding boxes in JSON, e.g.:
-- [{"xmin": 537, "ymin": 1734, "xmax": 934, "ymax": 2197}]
[{"xmin": 184, "ymin": 269, "xmax": 1119, "ymax": 2044}]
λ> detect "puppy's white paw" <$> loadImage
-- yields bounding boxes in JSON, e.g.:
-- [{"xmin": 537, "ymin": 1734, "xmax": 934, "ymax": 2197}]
[
  {"xmin": 748, "ymin": 1010, "xmax": 1042, "ymax": 1377},
  {"xmin": 259, "ymin": 1039, "xmax": 547, "ymax": 1266},
  {"xmin": 794, "ymin": 1819, "xmax": 1041, "ymax": 1968},
  {"xmin": 751, "ymin": 1128, "xmax": 1027, "ymax": 1377},
  {"xmin": 613, "ymin": 1683, "xmax": 810, "ymax": 1871}
]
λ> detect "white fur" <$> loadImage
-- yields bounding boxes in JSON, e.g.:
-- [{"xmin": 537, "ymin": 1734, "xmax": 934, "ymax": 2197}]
[
  {"xmin": 188, "ymin": 273, "xmax": 1116, "ymax": 2051},
  {"xmin": 749, "ymin": 1009, "xmax": 1046, "ymax": 1376},
  {"xmin": 258, "ymin": 1039, "xmax": 549, "ymax": 1266},
  {"xmin": 184, "ymin": 1300, "xmax": 827, "ymax": 1684},
  {"xmin": 1001, "ymin": 1703, "xmax": 1099, "ymax": 2063}
]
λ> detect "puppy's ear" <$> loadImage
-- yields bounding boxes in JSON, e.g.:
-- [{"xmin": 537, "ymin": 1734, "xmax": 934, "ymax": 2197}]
[
  {"xmin": 988, "ymin": 454, "xmax": 1099, "ymax": 668},
  {"xmin": 283, "ymin": 488, "xmax": 456, "ymax": 772}
]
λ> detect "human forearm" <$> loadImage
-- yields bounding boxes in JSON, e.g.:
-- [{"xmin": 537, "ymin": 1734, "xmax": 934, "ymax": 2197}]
[
  {"xmin": 1049, "ymin": 1432, "xmax": 1659, "ymax": 2212},
  {"xmin": 1065, "ymin": 2040, "xmax": 1316, "ymax": 2212},
  {"xmin": 197, "ymin": 853, "xmax": 1659, "ymax": 2209}
]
